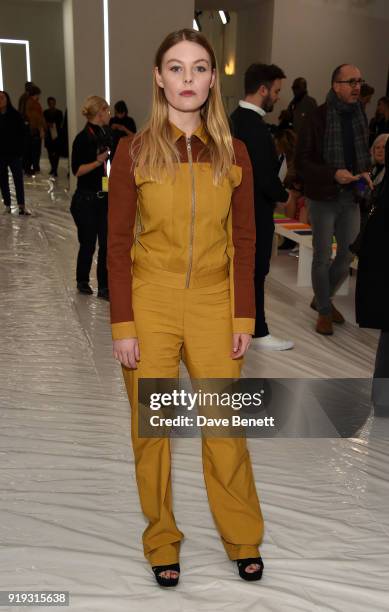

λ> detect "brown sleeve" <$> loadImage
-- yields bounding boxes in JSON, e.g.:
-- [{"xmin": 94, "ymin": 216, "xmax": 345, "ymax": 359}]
[
  {"xmin": 229, "ymin": 139, "xmax": 256, "ymax": 334},
  {"xmin": 107, "ymin": 136, "xmax": 138, "ymax": 339},
  {"xmin": 26, "ymin": 99, "xmax": 40, "ymax": 130}
]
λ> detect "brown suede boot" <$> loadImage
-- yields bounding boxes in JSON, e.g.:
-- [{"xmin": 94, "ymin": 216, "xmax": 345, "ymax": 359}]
[
  {"xmin": 316, "ymin": 314, "xmax": 333, "ymax": 335},
  {"xmin": 310, "ymin": 299, "xmax": 345, "ymax": 324}
]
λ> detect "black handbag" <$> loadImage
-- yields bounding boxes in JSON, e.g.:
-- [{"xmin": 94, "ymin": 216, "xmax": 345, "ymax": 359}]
[{"xmin": 349, "ymin": 183, "xmax": 383, "ymax": 256}]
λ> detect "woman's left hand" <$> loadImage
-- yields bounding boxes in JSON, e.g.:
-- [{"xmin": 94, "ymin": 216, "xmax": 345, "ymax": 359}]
[{"xmin": 231, "ymin": 333, "xmax": 252, "ymax": 359}]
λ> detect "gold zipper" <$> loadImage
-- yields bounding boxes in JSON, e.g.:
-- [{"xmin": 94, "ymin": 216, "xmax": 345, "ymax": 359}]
[{"xmin": 185, "ymin": 136, "xmax": 196, "ymax": 288}]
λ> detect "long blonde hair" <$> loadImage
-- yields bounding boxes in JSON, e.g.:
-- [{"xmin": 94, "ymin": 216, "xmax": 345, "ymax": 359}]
[{"xmin": 132, "ymin": 29, "xmax": 234, "ymax": 184}]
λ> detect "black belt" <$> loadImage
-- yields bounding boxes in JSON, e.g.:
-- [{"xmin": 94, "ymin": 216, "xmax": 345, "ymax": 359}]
[{"xmin": 75, "ymin": 189, "xmax": 107, "ymax": 199}]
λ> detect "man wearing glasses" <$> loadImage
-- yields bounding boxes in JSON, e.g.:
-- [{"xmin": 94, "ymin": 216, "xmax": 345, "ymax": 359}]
[{"xmin": 296, "ymin": 64, "xmax": 372, "ymax": 335}]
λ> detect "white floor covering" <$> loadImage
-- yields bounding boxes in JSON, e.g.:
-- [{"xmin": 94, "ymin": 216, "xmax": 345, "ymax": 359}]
[{"xmin": 1, "ymin": 162, "xmax": 389, "ymax": 612}]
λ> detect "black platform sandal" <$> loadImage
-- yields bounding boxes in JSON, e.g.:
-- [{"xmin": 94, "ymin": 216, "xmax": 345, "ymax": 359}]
[
  {"xmin": 152, "ymin": 562, "xmax": 180, "ymax": 587},
  {"xmin": 237, "ymin": 557, "xmax": 264, "ymax": 581}
]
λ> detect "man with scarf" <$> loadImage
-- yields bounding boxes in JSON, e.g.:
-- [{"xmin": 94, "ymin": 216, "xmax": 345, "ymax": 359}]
[{"xmin": 295, "ymin": 64, "xmax": 372, "ymax": 335}]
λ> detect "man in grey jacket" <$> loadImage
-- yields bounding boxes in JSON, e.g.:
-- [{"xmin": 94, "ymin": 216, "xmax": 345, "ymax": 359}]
[{"xmin": 295, "ymin": 64, "xmax": 372, "ymax": 335}]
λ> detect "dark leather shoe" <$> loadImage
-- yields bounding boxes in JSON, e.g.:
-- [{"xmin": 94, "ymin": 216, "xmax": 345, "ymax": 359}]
[
  {"xmin": 316, "ymin": 314, "xmax": 333, "ymax": 335},
  {"xmin": 310, "ymin": 298, "xmax": 345, "ymax": 324},
  {"xmin": 97, "ymin": 287, "xmax": 109, "ymax": 300},
  {"xmin": 77, "ymin": 282, "xmax": 93, "ymax": 295},
  {"xmin": 331, "ymin": 303, "xmax": 345, "ymax": 324}
]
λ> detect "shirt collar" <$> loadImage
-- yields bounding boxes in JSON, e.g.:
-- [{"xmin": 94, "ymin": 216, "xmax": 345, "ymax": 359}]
[
  {"xmin": 239, "ymin": 99, "xmax": 266, "ymax": 117},
  {"xmin": 170, "ymin": 121, "xmax": 208, "ymax": 144}
]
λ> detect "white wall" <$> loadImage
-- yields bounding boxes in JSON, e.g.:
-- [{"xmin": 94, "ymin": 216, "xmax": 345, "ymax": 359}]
[
  {"xmin": 63, "ymin": 0, "xmax": 193, "ymax": 190},
  {"xmin": 63, "ymin": 0, "xmax": 105, "ymax": 143},
  {"xmin": 240, "ymin": 0, "xmax": 274, "ymax": 68},
  {"xmin": 270, "ymin": 0, "xmax": 389, "ymax": 121},
  {"xmin": 0, "ymin": 0, "xmax": 66, "ymax": 111},
  {"xmin": 230, "ymin": 0, "xmax": 275, "ymax": 112},
  {"xmin": 196, "ymin": 0, "xmax": 388, "ymax": 123},
  {"xmin": 108, "ymin": 0, "xmax": 194, "ymax": 130},
  {"xmin": 198, "ymin": 11, "xmax": 235, "ymax": 112},
  {"xmin": 197, "ymin": 2, "xmax": 275, "ymax": 115}
]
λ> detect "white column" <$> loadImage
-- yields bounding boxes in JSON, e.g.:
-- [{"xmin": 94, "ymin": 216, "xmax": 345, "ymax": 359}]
[{"xmin": 63, "ymin": 0, "xmax": 105, "ymax": 160}]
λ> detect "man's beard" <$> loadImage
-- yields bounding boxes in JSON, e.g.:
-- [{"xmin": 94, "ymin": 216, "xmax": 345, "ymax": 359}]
[{"xmin": 262, "ymin": 94, "xmax": 274, "ymax": 113}]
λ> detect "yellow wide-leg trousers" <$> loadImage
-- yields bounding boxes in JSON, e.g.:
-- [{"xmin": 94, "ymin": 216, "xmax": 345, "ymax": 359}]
[{"xmin": 122, "ymin": 277, "xmax": 264, "ymax": 566}]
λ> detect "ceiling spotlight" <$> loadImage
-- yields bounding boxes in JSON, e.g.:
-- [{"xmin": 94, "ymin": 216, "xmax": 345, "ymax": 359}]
[
  {"xmin": 193, "ymin": 10, "xmax": 202, "ymax": 32},
  {"xmin": 218, "ymin": 10, "xmax": 230, "ymax": 25}
]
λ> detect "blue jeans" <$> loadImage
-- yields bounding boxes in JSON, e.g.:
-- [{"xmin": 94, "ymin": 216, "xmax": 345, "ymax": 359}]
[{"xmin": 309, "ymin": 191, "xmax": 360, "ymax": 314}]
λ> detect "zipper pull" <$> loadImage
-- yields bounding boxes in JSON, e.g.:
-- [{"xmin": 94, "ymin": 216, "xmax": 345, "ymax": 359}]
[{"xmin": 186, "ymin": 137, "xmax": 192, "ymax": 162}]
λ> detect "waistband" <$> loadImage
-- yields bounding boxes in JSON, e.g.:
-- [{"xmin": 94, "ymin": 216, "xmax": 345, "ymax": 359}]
[
  {"xmin": 75, "ymin": 189, "xmax": 107, "ymax": 199},
  {"xmin": 133, "ymin": 262, "xmax": 229, "ymax": 289}
]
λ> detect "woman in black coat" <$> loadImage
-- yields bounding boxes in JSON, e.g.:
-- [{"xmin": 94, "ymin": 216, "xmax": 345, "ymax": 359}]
[
  {"xmin": 0, "ymin": 91, "xmax": 29, "ymax": 214},
  {"xmin": 356, "ymin": 139, "xmax": 389, "ymax": 414}
]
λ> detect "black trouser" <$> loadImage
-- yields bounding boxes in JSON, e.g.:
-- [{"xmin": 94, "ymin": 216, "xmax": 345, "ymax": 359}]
[
  {"xmin": 23, "ymin": 124, "xmax": 32, "ymax": 173},
  {"xmin": 0, "ymin": 156, "xmax": 25, "ymax": 207},
  {"xmin": 30, "ymin": 130, "xmax": 42, "ymax": 172},
  {"xmin": 46, "ymin": 141, "xmax": 60, "ymax": 175},
  {"xmin": 254, "ymin": 213, "xmax": 275, "ymax": 338},
  {"xmin": 24, "ymin": 129, "xmax": 41, "ymax": 173},
  {"xmin": 70, "ymin": 190, "xmax": 108, "ymax": 289},
  {"xmin": 372, "ymin": 331, "xmax": 389, "ymax": 414}
]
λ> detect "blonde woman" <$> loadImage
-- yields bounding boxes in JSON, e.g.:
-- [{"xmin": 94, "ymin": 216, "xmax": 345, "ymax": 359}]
[
  {"xmin": 108, "ymin": 29, "xmax": 264, "ymax": 587},
  {"xmin": 70, "ymin": 96, "xmax": 112, "ymax": 298},
  {"xmin": 370, "ymin": 133, "xmax": 388, "ymax": 186}
]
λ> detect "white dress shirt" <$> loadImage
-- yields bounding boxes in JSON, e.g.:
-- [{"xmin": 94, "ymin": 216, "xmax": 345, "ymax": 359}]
[{"xmin": 238, "ymin": 100, "xmax": 266, "ymax": 117}]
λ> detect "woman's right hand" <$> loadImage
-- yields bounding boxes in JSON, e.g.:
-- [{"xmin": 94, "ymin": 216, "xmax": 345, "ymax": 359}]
[
  {"xmin": 97, "ymin": 150, "xmax": 109, "ymax": 164},
  {"xmin": 113, "ymin": 338, "xmax": 140, "ymax": 369}
]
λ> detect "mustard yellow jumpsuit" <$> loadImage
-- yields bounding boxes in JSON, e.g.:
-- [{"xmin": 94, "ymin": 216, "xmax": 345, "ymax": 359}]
[{"xmin": 107, "ymin": 123, "xmax": 264, "ymax": 567}]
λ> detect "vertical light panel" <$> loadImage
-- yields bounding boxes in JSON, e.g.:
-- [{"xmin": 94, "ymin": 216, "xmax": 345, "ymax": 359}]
[
  {"xmin": 0, "ymin": 39, "xmax": 32, "ymax": 85},
  {"xmin": 0, "ymin": 47, "xmax": 3, "ymax": 89},
  {"xmin": 103, "ymin": 0, "xmax": 111, "ymax": 176},
  {"xmin": 25, "ymin": 41, "xmax": 31, "ymax": 81},
  {"xmin": 103, "ymin": 0, "xmax": 110, "ymax": 104}
]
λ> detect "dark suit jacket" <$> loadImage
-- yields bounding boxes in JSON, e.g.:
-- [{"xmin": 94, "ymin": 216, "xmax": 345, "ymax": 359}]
[
  {"xmin": 230, "ymin": 105, "xmax": 288, "ymax": 223},
  {"xmin": 288, "ymin": 93, "xmax": 317, "ymax": 134},
  {"xmin": 294, "ymin": 103, "xmax": 338, "ymax": 201}
]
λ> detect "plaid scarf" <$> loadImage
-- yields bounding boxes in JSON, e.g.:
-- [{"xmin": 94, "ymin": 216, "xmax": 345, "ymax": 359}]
[{"xmin": 323, "ymin": 89, "xmax": 370, "ymax": 173}]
